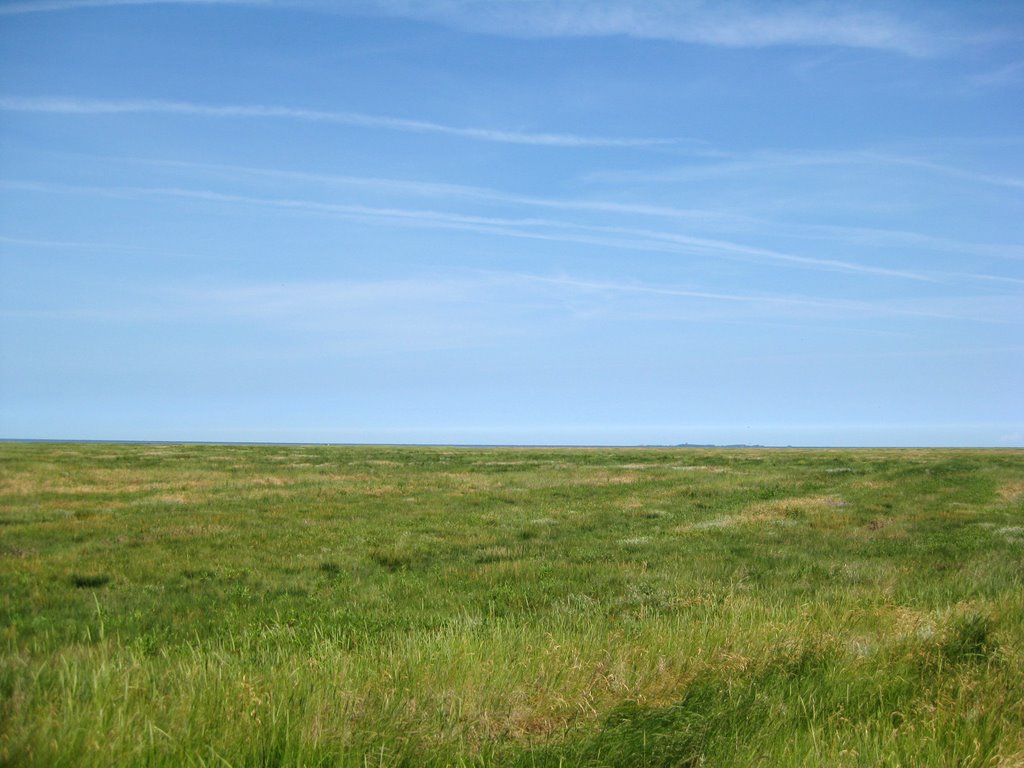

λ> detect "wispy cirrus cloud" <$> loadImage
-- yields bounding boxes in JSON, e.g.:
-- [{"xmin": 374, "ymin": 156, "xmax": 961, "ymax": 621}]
[
  {"xmin": 780, "ymin": 223, "xmax": 1024, "ymax": 262},
  {"xmin": 126, "ymin": 156, "xmax": 1024, "ymax": 263},
  {"xmin": 0, "ymin": 177, "xmax": 992, "ymax": 284},
  {"xmin": 1, "ymin": 0, "xmax": 945, "ymax": 55},
  {"xmin": 0, "ymin": 0, "xmax": 261, "ymax": 14},
  {"xmin": 508, "ymin": 273, "xmax": 1024, "ymax": 324},
  {"xmin": 0, "ymin": 95, "xmax": 679, "ymax": 148},
  {"xmin": 590, "ymin": 147, "xmax": 1024, "ymax": 192},
  {"xmin": 132, "ymin": 157, "xmax": 731, "ymax": 222},
  {"xmin": 5, "ymin": 269, "xmax": 990, "ymax": 327},
  {"xmin": 877, "ymin": 153, "xmax": 1024, "ymax": 191},
  {"xmin": 48, "ymin": 270, "xmax": 1021, "ymax": 329},
  {"xmin": 969, "ymin": 60, "xmax": 1024, "ymax": 88},
  {"xmin": 339, "ymin": 0, "xmax": 944, "ymax": 56}
]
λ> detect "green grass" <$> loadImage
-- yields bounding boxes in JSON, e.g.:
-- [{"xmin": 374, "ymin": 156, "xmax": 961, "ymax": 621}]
[{"xmin": 1, "ymin": 442, "xmax": 1022, "ymax": 766}]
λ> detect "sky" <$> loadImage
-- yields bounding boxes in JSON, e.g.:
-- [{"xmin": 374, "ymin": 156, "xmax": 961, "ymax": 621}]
[{"xmin": 0, "ymin": 0, "xmax": 1022, "ymax": 446}]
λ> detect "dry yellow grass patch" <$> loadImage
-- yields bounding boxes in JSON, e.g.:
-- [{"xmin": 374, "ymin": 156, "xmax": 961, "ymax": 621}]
[
  {"xmin": 475, "ymin": 545, "xmax": 515, "ymax": 561},
  {"xmin": 675, "ymin": 495, "xmax": 845, "ymax": 532},
  {"xmin": 572, "ymin": 472, "xmax": 640, "ymax": 486},
  {"xmin": 748, "ymin": 495, "xmax": 845, "ymax": 515},
  {"xmin": 998, "ymin": 481, "xmax": 1024, "ymax": 502},
  {"xmin": 855, "ymin": 479, "xmax": 896, "ymax": 489},
  {"xmin": 0, "ymin": 470, "xmax": 227, "ymax": 497},
  {"xmin": 885, "ymin": 605, "xmax": 937, "ymax": 639},
  {"xmin": 438, "ymin": 471, "xmax": 505, "ymax": 491},
  {"xmin": 154, "ymin": 493, "xmax": 191, "ymax": 504},
  {"xmin": 250, "ymin": 476, "xmax": 294, "ymax": 487},
  {"xmin": 995, "ymin": 752, "xmax": 1024, "ymax": 768},
  {"xmin": 475, "ymin": 460, "xmax": 558, "ymax": 467},
  {"xmin": 482, "ymin": 705, "xmax": 572, "ymax": 741}
]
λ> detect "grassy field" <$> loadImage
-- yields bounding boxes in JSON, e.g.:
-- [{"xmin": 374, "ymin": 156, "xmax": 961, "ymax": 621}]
[{"xmin": 1, "ymin": 442, "xmax": 1023, "ymax": 766}]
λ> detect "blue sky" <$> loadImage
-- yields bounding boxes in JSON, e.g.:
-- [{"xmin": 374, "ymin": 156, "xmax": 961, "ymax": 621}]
[{"xmin": 0, "ymin": 0, "xmax": 1022, "ymax": 446}]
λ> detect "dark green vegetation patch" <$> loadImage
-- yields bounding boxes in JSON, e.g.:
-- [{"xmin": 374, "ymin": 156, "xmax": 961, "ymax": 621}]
[{"xmin": 1, "ymin": 443, "xmax": 1022, "ymax": 766}]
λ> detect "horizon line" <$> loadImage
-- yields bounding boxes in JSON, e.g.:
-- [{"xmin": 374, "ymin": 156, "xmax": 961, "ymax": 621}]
[{"xmin": 1, "ymin": 438, "xmax": 1020, "ymax": 450}]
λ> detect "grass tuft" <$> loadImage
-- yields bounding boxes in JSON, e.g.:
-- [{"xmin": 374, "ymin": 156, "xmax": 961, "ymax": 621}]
[
  {"xmin": 318, "ymin": 561, "xmax": 343, "ymax": 576},
  {"xmin": 369, "ymin": 546, "xmax": 419, "ymax": 571},
  {"xmin": 69, "ymin": 574, "xmax": 110, "ymax": 589},
  {"xmin": 940, "ymin": 611, "xmax": 998, "ymax": 664}
]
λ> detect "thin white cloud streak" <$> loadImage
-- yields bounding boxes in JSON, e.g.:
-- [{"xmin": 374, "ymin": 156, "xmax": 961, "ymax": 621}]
[
  {"xmin": 1, "ymin": 178, "xmax": 946, "ymax": 282},
  {"xmin": 3, "ymin": 276, "xmax": 510, "ymax": 353},
  {"xmin": 588, "ymin": 150, "xmax": 858, "ymax": 183},
  {"xmin": 969, "ymin": 60, "xmax": 1024, "ymax": 89},
  {"xmin": 339, "ymin": 0, "xmax": 940, "ymax": 56},
  {"xmin": 736, "ymin": 343, "xmax": 1024, "ymax": 363},
  {"xmin": 938, "ymin": 272, "xmax": 1024, "ymax": 287},
  {"xmin": 4, "ymin": 177, "xmax": 1007, "ymax": 286},
  {"xmin": 19, "ymin": 154, "xmax": 1024, "ymax": 268},
  {"xmin": 4, "ymin": 264, "xmax": 1018, "ymax": 326},
  {"xmin": 511, "ymin": 273, "xmax": 860, "ymax": 311},
  {"xmin": 872, "ymin": 153, "xmax": 1024, "ymax": 191},
  {"xmin": 0, "ymin": 95, "xmax": 679, "ymax": 148},
  {"xmin": 584, "ymin": 223, "xmax": 936, "ymax": 282},
  {"xmin": 0, "ymin": 0, "xmax": 944, "ymax": 55},
  {"xmin": 0, "ymin": 234, "xmax": 118, "ymax": 249},
  {"xmin": 195, "ymin": 277, "xmax": 486, "ymax": 323},
  {"xmin": 0, "ymin": 234, "xmax": 175, "ymax": 254},
  {"xmin": 173, "ymin": 272, "xmax": 1024, "ymax": 327},
  {"xmin": 136, "ymin": 157, "xmax": 734, "ymax": 222},
  {"xmin": 0, "ymin": 0, "xmax": 260, "ymax": 14},
  {"xmin": 507, "ymin": 273, "xmax": 1020, "ymax": 324},
  {"xmin": 779, "ymin": 223, "xmax": 1024, "ymax": 262},
  {"xmin": 131, "ymin": 157, "xmax": 1024, "ymax": 264},
  {"xmin": 592, "ymin": 148, "xmax": 1024, "ymax": 192}
]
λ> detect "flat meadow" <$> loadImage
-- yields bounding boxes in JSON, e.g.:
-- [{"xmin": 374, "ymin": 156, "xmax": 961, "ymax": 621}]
[{"xmin": 1, "ymin": 442, "xmax": 1022, "ymax": 766}]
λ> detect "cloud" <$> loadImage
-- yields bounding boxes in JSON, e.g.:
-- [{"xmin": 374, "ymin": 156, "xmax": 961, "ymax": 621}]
[
  {"xmin": 778, "ymin": 223, "xmax": 1024, "ymax": 263},
  {"xmin": 969, "ymin": 60, "xmax": 1024, "ymax": 89},
  {"xmin": 6, "ymin": 245, "xmax": 1018, "ymax": 328},
  {"xmin": 119, "ymin": 157, "xmax": 1024, "ymax": 269},
  {"xmin": 197, "ymin": 276, "xmax": 483, "ymax": 317},
  {"xmin": 873, "ymin": 153, "xmax": 1024, "ymax": 191},
  {"xmin": 3, "ymin": 0, "xmax": 943, "ymax": 55},
  {"xmin": 590, "ymin": 147, "xmax": 1024, "ymax": 192},
  {"xmin": 338, "ymin": 0, "xmax": 941, "ymax": 55},
  {"xmin": 0, "ymin": 233, "xmax": 198, "ymax": 259},
  {"xmin": 8, "ymin": 167, "xmax": 1024, "ymax": 291},
  {"xmin": 0, "ymin": 0, "xmax": 947, "ymax": 55},
  {"xmin": 0, "ymin": 177, "xmax": 982, "ymax": 284},
  {"xmin": 526, "ymin": 274, "xmax": 1024, "ymax": 325},
  {"xmin": 130, "ymin": 157, "xmax": 730, "ymax": 222},
  {"xmin": 29, "ymin": 153, "xmax": 1024, "ymax": 271},
  {"xmin": 0, "ymin": 0, "xmax": 261, "ymax": 14},
  {"xmin": 126, "ymin": 271, "xmax": 1024, "ymax": 328},
  {"xmin": 510, "ymin": 272, "xmax": 856, "ymax": 313},
  {"xmin": 0, "ymin": 95, "xmax": 678, "ymax": 148}
]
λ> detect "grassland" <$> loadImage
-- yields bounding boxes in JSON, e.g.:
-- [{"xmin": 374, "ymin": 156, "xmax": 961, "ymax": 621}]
[{"xmin": 1, "ymin": 442, "xmax": 1023, "ymax": 766}]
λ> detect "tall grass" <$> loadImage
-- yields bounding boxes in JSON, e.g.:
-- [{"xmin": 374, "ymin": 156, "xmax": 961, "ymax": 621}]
[{"xmin": 1, "ymin": 444, "xmax": 1022, "ymax": 765}]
